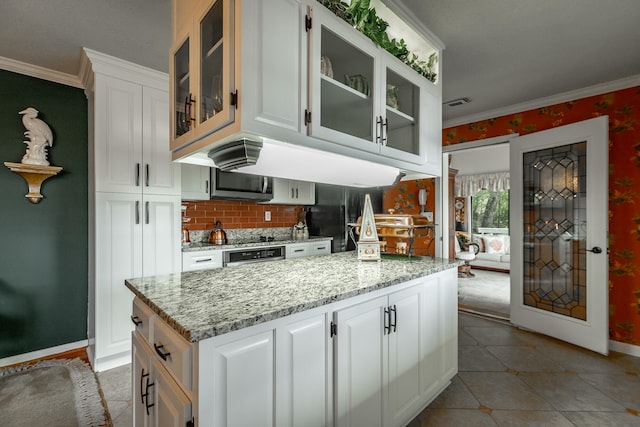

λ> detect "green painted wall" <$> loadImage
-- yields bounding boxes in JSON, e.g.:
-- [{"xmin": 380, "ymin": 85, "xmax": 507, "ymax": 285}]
[{"xmin": 0, "ymin": 70, "xmax": 88, "ymax": 358}]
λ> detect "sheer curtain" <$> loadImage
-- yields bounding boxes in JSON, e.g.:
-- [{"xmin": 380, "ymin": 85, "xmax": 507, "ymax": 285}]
[{"xmin": 455, "ymin": 172, "xmax": 510, "ymax": 197}]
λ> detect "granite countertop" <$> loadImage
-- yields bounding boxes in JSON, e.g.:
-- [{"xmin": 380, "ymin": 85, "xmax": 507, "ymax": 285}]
[
  {"xmin": 125, "ymin": 251, "xmax": 460, "ymax": 343},
  {"xmin": 182, "ymin": 236, "xmax": 333, "ymax": 252}
]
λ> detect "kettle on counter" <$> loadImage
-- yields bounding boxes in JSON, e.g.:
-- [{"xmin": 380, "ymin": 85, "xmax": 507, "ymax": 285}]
[{"xmin": 209, "ymin": 220, "xmax": 228, "ymax": 245}]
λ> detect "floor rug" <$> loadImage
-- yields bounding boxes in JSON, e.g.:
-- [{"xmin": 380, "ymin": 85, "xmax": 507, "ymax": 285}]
[{"xmin": 0, "ymin": 358, "xmax": 107, "ymax": 427}]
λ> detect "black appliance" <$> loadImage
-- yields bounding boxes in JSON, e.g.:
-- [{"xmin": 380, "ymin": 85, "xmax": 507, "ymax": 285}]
[
  {"xmin": 223, "ymin": 246, "xmax": 286, "ymax": 267},
  {"xmin": 306, "ymin": 184, "xmax": 383, "ymax": 253},
  {"xmin": 210, "ymin": 168, "xmax": 273, "ymax": 201}
]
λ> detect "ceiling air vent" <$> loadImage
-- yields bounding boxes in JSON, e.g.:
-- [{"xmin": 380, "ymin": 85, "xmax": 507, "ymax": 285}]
[
  {"xmin": 443, "ymin": 97, "xmax": 471, "ymax": 107},
  {"xmin": 207, "ymin": 139, "xmax": 262, "ymax": 171}
]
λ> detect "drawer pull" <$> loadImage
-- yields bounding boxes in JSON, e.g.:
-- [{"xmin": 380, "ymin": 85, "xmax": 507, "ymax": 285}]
[
  {"xmin": 154, "ymin": 343, "xmax": 171, "ymax": 361},
  {"xmin": 195, "ymin": 258, "xmax": 213, "ymax": 263},
  {"xmin": 316, "ymin": 246, "xmax": 327, "ymax": 250},
  {"xmin": 130, "ymin": 315, "xmax": 142, "ymax": 327},
  {"xmin": 294, "ymin": 249, "xmax": 304, "ymax": 253}
]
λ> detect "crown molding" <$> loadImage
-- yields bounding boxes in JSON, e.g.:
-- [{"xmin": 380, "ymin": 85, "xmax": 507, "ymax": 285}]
[
  {"xmin": 444, "ymin": 74, "xmax": 640, "ymax": 129},
  {"xmin": 81, "ymin": 48, "xmax": 168, "ymax": 90},
  {"xmin": 0, "ymin": 56, "xmax": 83, "ymax": 88}
]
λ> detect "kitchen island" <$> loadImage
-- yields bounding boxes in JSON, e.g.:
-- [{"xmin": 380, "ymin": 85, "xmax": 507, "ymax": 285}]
[{"xmin": 126, "ymin": 251, "xmax": 460, "ymax": 427}]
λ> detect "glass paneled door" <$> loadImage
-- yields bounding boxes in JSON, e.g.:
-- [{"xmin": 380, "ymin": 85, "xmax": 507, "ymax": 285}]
[{"xmin": 510, "ymin": 116, "xmax": 609, "ymax": 355}]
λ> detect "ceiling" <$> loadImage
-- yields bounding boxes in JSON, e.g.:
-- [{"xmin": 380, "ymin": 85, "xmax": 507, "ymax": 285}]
[{"xmin": 2, "ymin": 0, "xmax": 640, "ymax": 125}]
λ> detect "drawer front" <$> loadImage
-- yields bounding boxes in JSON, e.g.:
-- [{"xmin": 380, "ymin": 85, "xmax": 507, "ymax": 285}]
[
  {"xmin": 153, "ymin": 318, "xmax": 193, "ymax": 391},
  {"xmin": 310, "ymin": 240, "xmax": 331, "ymax": 256},
  {"xmin": 286, "ymin": 243, "xmax": 309, "ymax": 259},
  {"xmin": 132, "ymin": 297, "xmax": 156, "ymax": 342},
  {"xmin": 182, "ymin": 250, "xmax": 223, "ymax": 271}
]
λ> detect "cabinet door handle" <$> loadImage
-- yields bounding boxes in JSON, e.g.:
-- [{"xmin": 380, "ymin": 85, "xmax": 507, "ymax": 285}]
[
  {"xmin": 390, "ymin": 305, "xmax": 397, "ymax": 333},
  {"xmin": 154, "ymin": 343, "xmax": 171, "ymax": 361},
  {"xmin": 145, "ymin": 164, "xmax": 150, "ymax": 187},
  {"xmin": 144, "ymin": 376, "xmax": 155, "ymax": 415},
  {"xmin": 130, "ymin": 315, "xmax": 142, "ymax": 326},
  {"xmin": 384, "ymin": 307, "xmax": 390, "ymax": 335},
  {"xmin": 291, "ymin": 187, "xmax": 295, "ymax": 198},
  {"xmin": 382, "ymin": 118, "xmax": 389, "ymax": 146},
  {"xmin": 135, "ymin": 201, "xmax": 140, "ymax": 225},
  {"xmin": 140, "ymin": 368, "xmax": 149, "ymax": 404},
  {"xmin": 135, "ymin": 163, "xmax": 140, "ymax": 186},
  {"xmin": 375, "ymin": 116, "xmax": 382, "ymax": 145},
  {"xmin": 186, "ymin": 94, "xmax": 196, "ymax": 127},
  {"xmin": 296, "ymin": 187, "xmax": 299, "ymax": 198},
  {"xmin": 145, "ymin": 201, "xmax": 150, "ymax": 225},
  {"xmin": 205, "ymin": 180, "xmax": 209, "ymax": 193}
]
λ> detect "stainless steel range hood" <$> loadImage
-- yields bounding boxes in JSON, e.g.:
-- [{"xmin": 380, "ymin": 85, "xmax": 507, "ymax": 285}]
[{"xmin": 200, "ymin": 138, "xmax": 405, "ymax": 187}]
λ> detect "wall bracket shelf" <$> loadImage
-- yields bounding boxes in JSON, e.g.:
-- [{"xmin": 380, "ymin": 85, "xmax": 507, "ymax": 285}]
[{"xmin": 4, "ymin": 162, "xmax": 63, "ymax": 203}]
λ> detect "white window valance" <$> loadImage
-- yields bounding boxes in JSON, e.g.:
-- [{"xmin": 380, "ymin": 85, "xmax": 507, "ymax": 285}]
[{"xmin": 456, "ymin": 172, "xmax": 510, "ymax": 197}]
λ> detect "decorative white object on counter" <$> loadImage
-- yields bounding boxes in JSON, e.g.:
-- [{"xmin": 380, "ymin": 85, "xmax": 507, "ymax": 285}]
[
  {"xmin": 19, "ymin": 107, "xmax": 53, "ymax": 166},
  {"xmin": 357, "ymin": 194, "xmax": 381, "ymax": 261}
]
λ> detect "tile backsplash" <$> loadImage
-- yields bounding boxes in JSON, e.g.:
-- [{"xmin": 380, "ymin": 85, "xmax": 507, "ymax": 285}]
[{"xmin": 182, "ymin": 199, "xmax": 305, "ymax": 231}]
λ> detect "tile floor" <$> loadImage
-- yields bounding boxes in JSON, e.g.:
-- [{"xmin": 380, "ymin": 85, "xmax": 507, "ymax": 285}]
[{"xmin": 97, "ymin": 312, "xmax": 640, "ymax": 426}]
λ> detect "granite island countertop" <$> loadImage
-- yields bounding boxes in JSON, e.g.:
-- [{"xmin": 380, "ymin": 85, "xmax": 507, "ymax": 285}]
[{"xmin": 125, "ymin": 251, "xmax": 460, "ymax": 343}]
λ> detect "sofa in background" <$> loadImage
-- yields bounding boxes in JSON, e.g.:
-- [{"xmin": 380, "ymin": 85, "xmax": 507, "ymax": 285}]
[{"xmin": 470, "ymin": 234, "xmax": 510, "ymax": 272}]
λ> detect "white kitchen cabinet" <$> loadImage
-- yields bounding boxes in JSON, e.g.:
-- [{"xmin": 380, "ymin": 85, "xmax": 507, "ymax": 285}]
[
  {"xmin": 182, "ymin": 249, "xmax": 223, "ymax": 271},
  {"xmin": 132, "ymin": 268, "xmax": 457, "ymax": 427},
  {"xmin": 334, "ymin": 272, "xmax": 457, "ymax": 427},
  {"xmin": 334, "ymin": 295, "xmax": 388, "ymax": 427},
  {"xmin": 133, "ymin": 328, "xmax": 193, "ymax": 427},
  {"xmin": 209, "ymin": 329, "xmax": 275, "ymax": 426},
  {"xmin": 94, "ymin": 75, "xmax": 180, "ymax": 195},
  {"xmin": 133, "ymin": 332, "xmax": 155, "ymax": 427},
  {"xmin": 153, "ymin": 359, "xmax": 193, "ymax": 427},
  {"xmin": 308, "ymin": 4, "xmax": 439, "ymax": 170},
  {"xmin": 181, "ymin": 163, "xmax": 210, "ymax": 200},
  {"xmin": 265, "ymin": 178, "xmax": 315, "ymax": 205},
  {"xmin": 285, "ymin": 239, "xmax": 331, "ymax": 259},
  {"xmin": 83, "ymin": 49, "xmax": 182, "ymax": 371},
  {"xmin": 275, "ymin": 312, "xmax": 332, "ymax": 427},
  {"xmin": 309, "ymin": 240, "xmax": 331, "ymax": 256},
  {"xmin": 171, "ymin": 0, "xmax": 304, "ymax": 156},
  {"xmin": 95, "ymin": 193, "xmax": 182, "ymax": 370}
]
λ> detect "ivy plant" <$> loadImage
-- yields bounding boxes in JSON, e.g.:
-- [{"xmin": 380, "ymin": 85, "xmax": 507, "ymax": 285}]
[{"xmin": 317, "ymin": 0, "xmax": 437, "ymax": 82}]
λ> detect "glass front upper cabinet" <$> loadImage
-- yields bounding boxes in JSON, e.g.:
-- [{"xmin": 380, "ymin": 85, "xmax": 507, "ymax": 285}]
[
  {"xmin": 170, "ymin": 0, "xmax": 235, "ymax": 152},
  {"xmin": 308, "ymin": 4, "xmax": 429, "ymax": 165}
]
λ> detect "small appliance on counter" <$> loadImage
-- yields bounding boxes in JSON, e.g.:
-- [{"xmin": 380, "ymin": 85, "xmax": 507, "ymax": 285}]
[{"xmin": 209, "ymin": 220, "xmax": 228, "ymax": 245}]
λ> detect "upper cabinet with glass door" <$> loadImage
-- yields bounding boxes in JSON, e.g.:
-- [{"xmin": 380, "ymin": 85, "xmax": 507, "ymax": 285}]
[
  {"xmin": 307, "ymin": 3, "xmax": 441, "ymax": 169},
  {"xmin": 170, "ymin": 0, "xmax": 235, "ymax": 152}
]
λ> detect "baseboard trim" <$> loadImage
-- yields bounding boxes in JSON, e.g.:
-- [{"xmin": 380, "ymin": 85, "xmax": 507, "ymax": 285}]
[
  {"xmin": 0, "ymin": 340, "xmax": 89, "ymax": 368},
  {"xmin": 609, "ymin": 340, "xmax": 640, "ymax": 358}
]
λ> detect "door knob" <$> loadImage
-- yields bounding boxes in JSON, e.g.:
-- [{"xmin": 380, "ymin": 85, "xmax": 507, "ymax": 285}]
[{"xmin": 586, "ymin": 246, "xmax": 603, "ymax": 254}]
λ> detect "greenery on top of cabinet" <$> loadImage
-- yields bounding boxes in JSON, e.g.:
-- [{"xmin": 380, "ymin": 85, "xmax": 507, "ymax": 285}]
[{"xmin": 317, "ymin": 0, "xmax": 438, "ymax": 82}]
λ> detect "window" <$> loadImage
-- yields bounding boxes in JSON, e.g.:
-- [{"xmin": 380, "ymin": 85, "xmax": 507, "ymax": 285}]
[{"xmin": 471, "ymin": 189, "xmax": 509, "ymax": 234}]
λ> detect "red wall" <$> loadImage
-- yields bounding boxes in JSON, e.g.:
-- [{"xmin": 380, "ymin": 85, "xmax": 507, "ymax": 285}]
[
  {"xmin": 382, "ymin": 178, "xmax": 437, "ymax": 256},
  {"xmin": 443, "ymin": 85, "xmax": 640, "ymax": 346},
  {"xmin": 182, "ymin": 200, "xmax": 304, "ymax": 230}
]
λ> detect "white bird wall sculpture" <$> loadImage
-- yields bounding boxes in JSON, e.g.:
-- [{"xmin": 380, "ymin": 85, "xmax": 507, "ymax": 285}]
[{"xmin": 19, "ymin": 107, "xmax": 53, "ymax": 166}]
